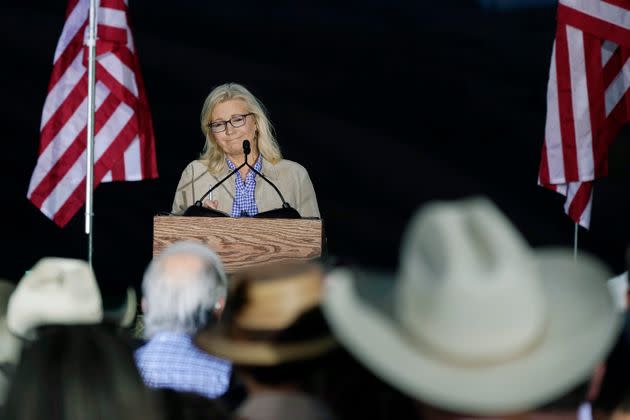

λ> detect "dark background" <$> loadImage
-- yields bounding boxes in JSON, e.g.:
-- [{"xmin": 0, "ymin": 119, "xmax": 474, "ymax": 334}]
[{"xmin": 2, "ymin": 0, "xmax": 630, "ymax": 301}]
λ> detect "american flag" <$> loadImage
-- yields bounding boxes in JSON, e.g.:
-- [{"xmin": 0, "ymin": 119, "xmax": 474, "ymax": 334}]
[
  {"xmin": 27, "ymin": 0, "xmax": 158, "ymax": 227},
  {"xmin": 538, "ymin": 0, "xmax": 630, "ymax": 229}
]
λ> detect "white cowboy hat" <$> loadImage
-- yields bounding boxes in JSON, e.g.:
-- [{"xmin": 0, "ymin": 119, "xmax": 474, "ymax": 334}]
[
  {"xmin": 6, "ymin": 257, "xmax": 136, "ymax": 340},
  {"xmin": 0, "ymin": 279, "xmax": 20, "ymax": 405},
  {"xmin": 323, "ymin": 197, "xmax": 622, "ymax": 416},
  {"xmin": 0, "ymin": 280, "xmax": 20, "ymax": 364},
  {"xmin": 7, "ymin": 258, "xmax": 103, "ymax": 339}
]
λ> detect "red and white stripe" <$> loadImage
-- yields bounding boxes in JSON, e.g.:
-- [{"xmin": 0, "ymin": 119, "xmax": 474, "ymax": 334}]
[
  {"xmin": 539, "ymin": 0, "xmax": 630, "ymax": 229},
  {"xmin": 28, "ymin": 0, "xmax": 157, "ymax": 227}
]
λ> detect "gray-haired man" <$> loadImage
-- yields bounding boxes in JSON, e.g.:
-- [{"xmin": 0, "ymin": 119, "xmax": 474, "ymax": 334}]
[{"xmin": 135, "ymin": 241, "xmax": 231, "ymax": 399}]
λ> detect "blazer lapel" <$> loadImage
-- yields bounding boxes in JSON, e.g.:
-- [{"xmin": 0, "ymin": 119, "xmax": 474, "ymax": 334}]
[
  {"xmin": 260, "ymin": 157, "xmax": 279, "ymax": 181},
  {"xmin": 210, "ymin": 166, "xmax": 235, "ymax": 215},
  {"xmin": 255, "ymin": 158, "xmax": 282, "ymax": 212}
]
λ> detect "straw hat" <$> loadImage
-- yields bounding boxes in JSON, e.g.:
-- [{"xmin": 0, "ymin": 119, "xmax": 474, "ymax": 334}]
[
  {"xmin": 196, "ymin": 262, "xmax": 336, "ymax": 366},
  {"xmin": 323, "ymin": 197, "xmax": 622, "ymax": 415}
]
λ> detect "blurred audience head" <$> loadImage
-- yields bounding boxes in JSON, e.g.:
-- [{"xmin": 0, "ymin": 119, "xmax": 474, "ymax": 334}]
[
  {"xmin": 4, "ymin": 324, "xmax": 163, "ymax": 420},
  {"xmin": 612, "ymin": 390, "xmax": 630, "ymax": 420},
  {"xmin": 0, "ymin": 279, "xmax": 19, "ymax": 407},
  {"xmin": 196, "ymin": 261, "xmax": 337, "ymax": 420},
  {"xmin": 196, "ymin": 261, "xmax": 336, "ymax": 378},
  {"xmin": 160, "ymin": 388, "xmax": 230, "ymax": 420},
  {"xmin": 6, "ymin": 257, "xmax": 135, "ymax": 340},
  {"xmin": 2, "ymin": 257, "xmax": 143, "ymax": 417},
  {"xmin": 323, "ymin": 196, "xmax": 622, "ymax": 418},
  {"xmin": 142, "ymin": 241, "xmax": 228, "ymax": 338},
  {"xmin": 7, "ymin": 258, "xmax": 103, "ymax": 341}
]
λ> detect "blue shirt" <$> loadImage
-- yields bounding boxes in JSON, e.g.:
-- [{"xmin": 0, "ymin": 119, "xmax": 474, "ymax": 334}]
[
  {"xmin": 135, "ymin": 331, "xmax": 231, "ymax": 399},
  {"xmin": 227, "ymin": 155, "xmax": 263, "ymax": 217}
]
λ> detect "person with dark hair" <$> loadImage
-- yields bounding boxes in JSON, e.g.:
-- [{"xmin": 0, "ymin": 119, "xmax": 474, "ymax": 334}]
[
  {"xmin": 3, "ymin": 324, "xmax": 163, "ymax": 420},
  {"xmin": 196, "ymin": 262, "xmax": 337, "ymax": 420},
  {"xmin": 160, "ymin": 388, "xmax": 231, "ymax": 420},
  {"xmin": 1, "ymin": 257, "xmax": 137, "ymax": 415}
]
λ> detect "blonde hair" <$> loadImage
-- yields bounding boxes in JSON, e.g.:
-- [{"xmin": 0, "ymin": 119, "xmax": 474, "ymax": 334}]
[{"xmin": 199, "ymin": 83, "xmax": 282, "ymax": 174}]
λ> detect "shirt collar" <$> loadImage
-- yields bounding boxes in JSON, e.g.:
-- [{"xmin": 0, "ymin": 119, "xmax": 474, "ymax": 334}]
[
  {"xmin": 226, "ymin": 154, "xmax": 262, "ymax": 172},
  {"xmin": 221, "ymin": 155, "xmax": 278, "ymax": 181},
  {"xmin": 150, "ymin": 331, "xmax": 193, "ymax": 344}
]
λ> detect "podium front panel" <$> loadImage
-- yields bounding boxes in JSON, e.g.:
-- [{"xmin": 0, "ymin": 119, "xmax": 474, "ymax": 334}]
[{"xmin": 153, "ymin": 216, "xmax": 322, "ymax": 273}]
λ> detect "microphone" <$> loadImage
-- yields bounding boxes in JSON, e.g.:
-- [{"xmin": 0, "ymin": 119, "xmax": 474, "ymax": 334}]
[
  {"xmin": 184, "ymin": 139, "xmax": 301, "ymax": 218},
  {"xmin": 183, "ymin": 143, "xmax": 249, "ymax": 216},
  {"xmin": 194, "ymin": 139, "xmax": 252, "ymax": 206},
  {"xmin": 243, "ymin": 139, "xmax": 251, "ymax": 156}
]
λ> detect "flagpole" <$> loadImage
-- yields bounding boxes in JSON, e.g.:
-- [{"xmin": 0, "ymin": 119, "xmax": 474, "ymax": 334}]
[{"xmin": 85, "ymin": 0, "xmax": 98, "ymax": 267}]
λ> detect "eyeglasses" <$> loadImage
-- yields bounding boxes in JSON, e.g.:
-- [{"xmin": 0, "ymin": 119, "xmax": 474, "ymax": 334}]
[{"xmin": 208, "ymin": 113, "xmax": 253, "ymax": 133}]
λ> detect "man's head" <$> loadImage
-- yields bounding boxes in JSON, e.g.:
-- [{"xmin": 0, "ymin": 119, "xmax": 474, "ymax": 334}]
[{"xmin": 142, "ymin": 241, "xmax": 228, "ymax": 338}]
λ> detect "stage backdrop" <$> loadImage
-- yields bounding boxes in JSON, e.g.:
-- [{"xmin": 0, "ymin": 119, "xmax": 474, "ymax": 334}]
[{"xmin": 2, "ymin": 1, "xmax": 630, "ymax": 302}]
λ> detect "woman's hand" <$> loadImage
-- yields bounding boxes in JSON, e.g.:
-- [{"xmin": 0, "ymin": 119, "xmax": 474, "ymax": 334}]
[{"xmin": 203, "ymin": 199, "xmax": 219, "ymax": 210}]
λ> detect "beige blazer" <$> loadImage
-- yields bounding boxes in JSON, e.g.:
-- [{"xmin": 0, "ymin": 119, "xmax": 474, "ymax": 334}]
[{"xmin": 172, "ymin": 158, "xmax": 321, "ymax": 218}]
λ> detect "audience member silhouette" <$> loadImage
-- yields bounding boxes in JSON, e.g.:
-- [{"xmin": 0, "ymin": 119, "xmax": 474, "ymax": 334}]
[
  {"xmin": 4, "ymin": 324, "xmax": 164, "ymax": 420},
  {"xmin": 196, "ymin": 262, "xmax": 337, "ymax": 420},
  {"xmin": 1, "ymin": 257, "xmax": 154, "ymax": 419},
  {"xmin": 160, "ymin": 388, "xmax": 231, "ymax": 420},
  {"xmin": 0, "ymin": 279, "xmax": 19, "ymax": 408}
]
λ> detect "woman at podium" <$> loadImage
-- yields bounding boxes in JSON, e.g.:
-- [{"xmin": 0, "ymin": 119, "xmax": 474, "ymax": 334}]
[{"xmin": 172, "ymin": 83, "xmax": 320, "ymax": 218}]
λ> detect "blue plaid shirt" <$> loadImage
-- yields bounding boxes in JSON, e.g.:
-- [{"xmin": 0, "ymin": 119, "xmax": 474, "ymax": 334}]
[
  {"xmin": 227, "ymin": 155, "xmax": 262, "ymax": 217},
  {"xmin": 135, "ymin": 332, "xmax": 231, "ymax": 399}
]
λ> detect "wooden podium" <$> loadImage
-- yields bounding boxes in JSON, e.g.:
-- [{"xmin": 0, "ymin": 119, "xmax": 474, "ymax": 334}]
[{"xmin": 153, "ymin": 216, "xmax": 323, "ymax": 273}]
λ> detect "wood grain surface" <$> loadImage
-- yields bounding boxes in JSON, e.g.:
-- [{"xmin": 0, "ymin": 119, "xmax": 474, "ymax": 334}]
[{"xmin": 153, "ymin": 216, "xmax": 322, "ymax": 273}]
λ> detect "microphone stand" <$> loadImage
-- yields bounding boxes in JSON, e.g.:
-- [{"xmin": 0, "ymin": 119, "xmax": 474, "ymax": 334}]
[
  {"xmin": 193, "ymin": 162, "xmax": 245, "ymax": 207},
  {"xmin": 186, "ymin": 139, "xmax": 300, "ymax": 218},
  {"xmin": 241, "ymin": 145, "xmax": 292, "ymax": 210}
]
